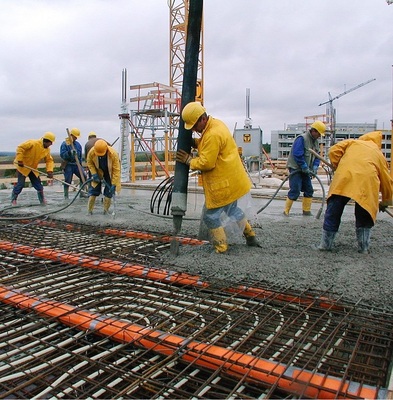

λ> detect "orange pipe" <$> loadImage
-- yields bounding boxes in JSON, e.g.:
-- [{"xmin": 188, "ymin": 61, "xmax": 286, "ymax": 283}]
[
  {"xmin": 0, "ymin": 240, "xmax": 207, "ymax": 288},
  {"xmin": 0, "ymin": 285, "xmax": 382, "ymax": 399},
  {"xmin": 24, "ymin": 220, "xmax": 208, "ymax": 246},
  {"xmin": 0, "ymin": 239, "xmax": 342, "ymax": 310}
]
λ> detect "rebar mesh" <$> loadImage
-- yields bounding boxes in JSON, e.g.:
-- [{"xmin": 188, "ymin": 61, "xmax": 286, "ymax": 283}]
[{"xmin": 0, "ymin": 217, "xmax": 392, "ymax": 399}]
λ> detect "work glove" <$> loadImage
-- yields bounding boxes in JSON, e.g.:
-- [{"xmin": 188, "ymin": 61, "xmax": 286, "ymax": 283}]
[
  {"xmin": 92, "ymin": 173, "xmax": 100, "ymax": 183},
  {"xmin": 72, "ymin": 150, "xmax": 77, "ymax": 157},
  {"xmin": 47, "ymin": 171, "xmax": 53, "ymax": 179},
  {"xmin": 110, "ymin": 185, "xmax": 116, "ymax": 195},
  {"xmin": 176, "ymin": 149, "xmax": 192, "ymax": 166},
  {"xmin": 301, "ymin": 167, "xmax": 311, "ymax": 175},
  {"xmin": 313, "ymin": 166, "xmax": 318, "ymax": 175},
  {"xmin": 17, "ymin": 161, "xmax": 24, "ymax": 167}
]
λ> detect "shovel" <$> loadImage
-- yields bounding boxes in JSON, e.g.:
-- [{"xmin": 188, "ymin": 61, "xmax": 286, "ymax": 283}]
[{"xmin": 14, "ymin": 163, "xmax": 81, "ymax": 191}]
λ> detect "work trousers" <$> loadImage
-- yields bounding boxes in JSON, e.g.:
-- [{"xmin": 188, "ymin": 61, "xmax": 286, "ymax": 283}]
[
  {"xmin": 287, "ymin": 168, "xmax": 314, "ymax": 200},
  {"xmin": 323, "ymin": 194, "xmax": 374, "ymax": 232},
  {"xmin": 12, "ymin": 171, "xmax": 43, "ymax": 195},
  {"xmin": 203, "ymin": 200, "xmax": 245, "ymax": 230},
  {"xmin": 63, "ymin": 163, "xmax": 86, "ymax": 185}
]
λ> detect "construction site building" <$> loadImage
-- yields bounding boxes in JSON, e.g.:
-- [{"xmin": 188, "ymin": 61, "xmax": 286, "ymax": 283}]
[{"xmin": 270, "ymin": 121, "xmax": 391, "ymax": 161}]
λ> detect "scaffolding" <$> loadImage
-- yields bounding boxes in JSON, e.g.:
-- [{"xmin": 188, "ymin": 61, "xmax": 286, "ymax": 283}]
[{"xmin": 122, "ymin": 82, "xmax": 181, "ymax": 182}]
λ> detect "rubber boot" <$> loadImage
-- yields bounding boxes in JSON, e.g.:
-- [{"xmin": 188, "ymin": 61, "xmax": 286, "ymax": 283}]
[
  {"xmin": 314, "ymin": 229, "xmax": 336, "ymax": 251},
  {"xmin": 356, "ymin": 227, "xmax": 371, "ymax": 254},
  {"xmin": 11, "ymin": 193, "xmax": 17, "ymax": 206},
  {"xmin": 87, "ymin": 196, "xmax": 96, "ymax": 215},
  {"xmin": 243, "ymin": 221, "xmax": 261, "ymax": 247},
  {"xmin": 103, "ymin": 197, "xmax": 112, "ymax": 214},
  {"xmin": 302, "ymin": 197, "xmax": 313, "ymax": 216},
  {"xmin": 209, "ymin": 227, "xmax": 228, "ymax": 254},
  {"xmin": 37, "ymin": 191, "xmax": 46, "ymax": 206},
  {"xmin": 283, "ymin": 198, "xmax": 294, "ymax": 216},
  {"xmin": 63, "ymin": 186, "xmax": 69, "ymax": 200}
]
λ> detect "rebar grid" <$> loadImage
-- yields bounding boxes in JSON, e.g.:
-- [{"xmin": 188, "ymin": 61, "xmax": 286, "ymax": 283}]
[{"xmin": 0, "ymin": 218, "xmax": 392, "ymax": 399}]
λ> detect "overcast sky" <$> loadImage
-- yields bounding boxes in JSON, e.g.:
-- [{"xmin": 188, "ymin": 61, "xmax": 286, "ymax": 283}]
[{"xmin": 1, "ymin": 0, "xmax": 392, "ymax": 153}]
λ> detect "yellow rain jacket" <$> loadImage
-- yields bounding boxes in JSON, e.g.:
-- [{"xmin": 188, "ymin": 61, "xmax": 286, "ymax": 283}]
[
  {"xmin": 189, "ymin": 116, "xmax": 251, "ymax": 209},
  {"xmin": 328, "ymin": 131, "xmax": 393, "ymax": 222},
  {"xmin": 14, "ymin": 139, "xmax": 54, "ymax": 177},
  {"xmin": 87, "ymin": 146, "xmax": 121, "ymax": 194}
]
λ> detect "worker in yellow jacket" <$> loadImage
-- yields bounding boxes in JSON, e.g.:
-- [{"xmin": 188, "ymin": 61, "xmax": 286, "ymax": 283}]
[
  {"xmin": 176, "ymin": 102, "xmax": 260, "ymax": 253},
  {"xmin": 316, "ymin": 131, "xmax": 392, "ymax": 253},
  {"xmin": 86, "ymin": 139, "xmax": 121, "ymax": 215},
  {"xmin": 11, "ymin": 132, "xmax": 55, "ymax": 205}
]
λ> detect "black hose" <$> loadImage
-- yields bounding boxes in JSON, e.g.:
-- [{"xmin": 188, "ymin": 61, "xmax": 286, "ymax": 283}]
[
  {"xmin": 256, "ymin": 170, "xmax": 326, "ymax": 219},
  {"xmin": 0, "ymin": 178, "xmax": 93, "ymax": 221}
]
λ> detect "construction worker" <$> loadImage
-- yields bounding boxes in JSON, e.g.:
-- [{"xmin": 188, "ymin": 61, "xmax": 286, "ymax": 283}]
[
  {"xmin": 60, "ymin": 128, "xmax": 87, "ymax": 199},
  {"xmin": 11, "ymin": 132, "xmax": 55, "ymax": 206},
  {"xmin": 86, "ymin": 139, "xmax": 121, "ymax": 215},
  {"xmin": 315, "ymin": 131, "xmax": 392, "ymax": 254},
  {"xmin": 283, "ymin": 120, "xmax": 326, "ymax": 216},
  {"xmin": 176, "ymin": 101, "xmax": 260, "ymax": 254},
  {"xmin": 84, "ymin": 131, "xmax": 99, "ymax": 161}
]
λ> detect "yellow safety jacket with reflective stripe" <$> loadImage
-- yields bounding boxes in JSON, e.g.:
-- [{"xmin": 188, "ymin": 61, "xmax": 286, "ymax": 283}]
[
  {"xmin": 189, "ymin": 116, "xmax": 251, "ymax": 209},
  {"xmin": 14, "ymin": 139, "xmax": 54, "ymax": 177},
  {"xmin": 328, "ymin": 131, "xmax": 393, "ymax": 222},
  {"xmin": 87, "ymin": 146, "xmax": 121, "ymax": 194}
]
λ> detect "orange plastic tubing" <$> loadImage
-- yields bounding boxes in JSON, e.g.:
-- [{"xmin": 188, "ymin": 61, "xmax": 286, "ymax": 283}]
[
  {"xmin": 26, "ymin": 220, "xmax": 208, "ymax": 245},
  {"xmin": 0, "ymin": 239, "xmax": 343, "ymax": 310},
  {"xmin": 0, "ymin": 240, "xmax": 207, "ymax": 288},
  {"xmin": 0, "ymin": 285, "xmax": 382, "ymax": 399}
]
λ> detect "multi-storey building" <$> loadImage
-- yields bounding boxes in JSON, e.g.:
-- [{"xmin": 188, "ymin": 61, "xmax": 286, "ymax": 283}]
[{"xmin": 270, "ymin": 122, "xmax": 391, "ymax": 162}]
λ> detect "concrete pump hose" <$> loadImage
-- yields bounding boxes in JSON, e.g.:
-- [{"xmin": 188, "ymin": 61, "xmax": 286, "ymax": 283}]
[{"xmin": 256, "ymin": 170, "xmax": 326, "ymax": 220}]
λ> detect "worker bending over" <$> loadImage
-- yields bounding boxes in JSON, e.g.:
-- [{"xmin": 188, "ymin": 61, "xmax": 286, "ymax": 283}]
[
  {"xmin": 176, "ymin": 101, "xmax": 260, "ymax": 254},
  {"xmin": 11, "ymin": 132, "xmax": 55, "ymax": 206},
  {"xmin": 283, "ymin": 121, "xmax": 326, "ymax": 216},
  {"xmin": 86, "ymin": 139, "xmax": 121, "ymax": 215},
  {"xmin": 316, "ymin": 131, "xmax": 392, "ymax": 253}
]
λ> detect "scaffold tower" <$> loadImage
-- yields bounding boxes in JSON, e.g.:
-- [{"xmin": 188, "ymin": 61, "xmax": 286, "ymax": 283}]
[{"xmin": 118, "ymin": 1, "xmax": 204, "ymax": 182}]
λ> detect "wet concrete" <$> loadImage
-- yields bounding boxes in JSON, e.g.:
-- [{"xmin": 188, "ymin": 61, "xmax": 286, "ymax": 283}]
[{"xmin": 1, "ymin": 176, "xmax": 392, "ymax": 311}]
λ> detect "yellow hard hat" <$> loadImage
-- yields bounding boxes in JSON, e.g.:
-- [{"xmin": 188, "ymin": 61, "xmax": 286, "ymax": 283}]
[
  {"xmin": 94, "ymin": 139, "xmax": 108, "ymax": 156},
  {"xmin": 310, "ymin": 121, "xmax": 326, "ymax": 136},
  {"xmin": 70, "ymin": 127, "xmax": 81, "ymax": 138},
  {"xmin": 181, "ymin": 101, "xmax": 206, "ymax": 130},
  {"xmin": 88, "ymin": 131, "xmax": 97, "ymax": 139},
  {"xmin": 42, "ymin": 132, "xmax": 56, "ymax": 143}
]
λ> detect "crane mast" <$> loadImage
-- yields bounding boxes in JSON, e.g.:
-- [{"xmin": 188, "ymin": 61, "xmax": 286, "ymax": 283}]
[{"xmin": 319, "ymin": 78, "xmax": 376, "ymax": 146}]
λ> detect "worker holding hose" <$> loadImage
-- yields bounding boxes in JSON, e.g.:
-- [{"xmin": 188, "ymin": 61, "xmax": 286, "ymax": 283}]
[
  {"xmin": 11, "ymin": 132, "xmax": 56, "ymax": 206},
  {"xmin": 60, "ymin": 128, "xmax": 87, "ymax": 200},
  {"xmin": 86, "ymin": 139, "xmax": 121, "ymax": 215},
  {"xmin": 176, "ymin": 102, "xmax": 260, "ymax": 254},
  {"xmin": 315, "ymin": 130, "xmax": 392, "ymax": 254},
  {"xmin": 283, "ymin": 121, "xmax": 326, "ymax": 216}
]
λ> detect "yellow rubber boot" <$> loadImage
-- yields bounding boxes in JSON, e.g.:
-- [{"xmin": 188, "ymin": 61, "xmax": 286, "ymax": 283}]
[
  {"xmin": 243, "ymin": 221, "xmax": 261, "ymax": 247},
  {"xmin": 103, "ymin": 197, "xmax": 112, "ymax": 214},
  {"xmin": 302, "ymin": 197, "xmax": 313, "ymax": 216},
  {"xmin": 209, "ymin": 227, "xmax": 228, "ymax": 254},
  {"xmin": 87, "ymin": 196, "xmax": 96, "ymax": 215},
  {"xmin": 283, "ymin": 198, "xmax": 294, "ymax": 216}
]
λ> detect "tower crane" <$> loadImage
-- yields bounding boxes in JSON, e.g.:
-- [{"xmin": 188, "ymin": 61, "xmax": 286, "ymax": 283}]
[{"xmin": 319, "ymin": 78, "xmax": 376, "ymax": 146}]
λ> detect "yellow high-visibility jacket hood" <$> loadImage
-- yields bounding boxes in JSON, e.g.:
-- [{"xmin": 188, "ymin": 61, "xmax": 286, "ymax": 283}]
[
  {"xmin": 87, "ymin": 146, "xmax": 121, "ymax": 193},
  {"xmin": 328, "ymin": 131, "xmax": 393, "ymax": 221},
  {"xmin": 189, "ymin": 116, "xmax": 251, "ymax": 209},
  {"xmin": 14, "ymin": 139, "xmax": 54, "ymax": 177}
]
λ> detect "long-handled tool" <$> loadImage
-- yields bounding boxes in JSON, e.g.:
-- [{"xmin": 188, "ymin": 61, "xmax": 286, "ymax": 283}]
[
  {"xmin": 382, "ymin": 207, "xmax": 393, "ymax": 218},
  {"xmin": 308, "ymin": 148, "xmax": 335, "ymax": 170},
  {"xmin": 14, "ymin": 163, "xmax": 80, "ymax": 191},
  {"xmin": 66, "ymin": 128, "xmax": 88, "ymax": 195}
]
